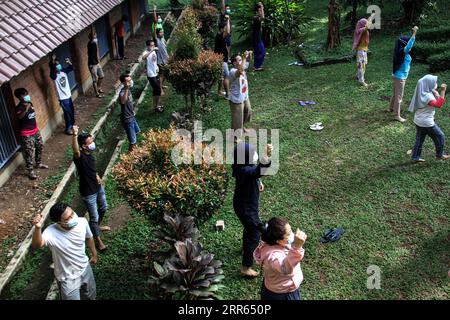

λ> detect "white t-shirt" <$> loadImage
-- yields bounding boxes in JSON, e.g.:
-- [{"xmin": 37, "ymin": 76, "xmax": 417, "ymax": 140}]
[
  {"xmin": 228, "ymin": 66, "xmax": 249, "ymax": 104},
  {"xmin": 42, "ymin": 216, "xmax": 93, "ymax": 281},
  {"xmin": 146, "ymin": 50, "xmax": 159, "ymax": 78},
  {"xmin": 414, "ymin": 106, "xmax": 436, "ymax": 127},
  {"xmin": 54, "ymin": 72, "xmax": 72, "ymax": 100}
]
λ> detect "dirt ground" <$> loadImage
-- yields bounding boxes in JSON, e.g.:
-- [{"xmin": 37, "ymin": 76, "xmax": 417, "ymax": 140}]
[{"xmin": 0, "ymin": 18, "xmax": 152, "ymax": 270}]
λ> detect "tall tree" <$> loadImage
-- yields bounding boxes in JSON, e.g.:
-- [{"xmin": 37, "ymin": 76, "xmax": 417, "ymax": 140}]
[
  {"xmin": 401, "ymin": 0, "xmax": 427, "ymax": 24},
  {"xmin": 327, "ymin": 0, "xmax": 341, "ymax": 50}
]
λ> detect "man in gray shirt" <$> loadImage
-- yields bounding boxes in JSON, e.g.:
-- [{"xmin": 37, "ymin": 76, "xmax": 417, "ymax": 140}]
[{"xmin": 155, "ymin": 27, "xmax": 169, "ymax": 95}]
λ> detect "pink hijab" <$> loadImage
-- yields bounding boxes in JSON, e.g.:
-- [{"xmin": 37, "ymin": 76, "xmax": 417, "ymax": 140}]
[{"xmin": 353, "ymin": 18, "xmax": 369, "ymax": 50}]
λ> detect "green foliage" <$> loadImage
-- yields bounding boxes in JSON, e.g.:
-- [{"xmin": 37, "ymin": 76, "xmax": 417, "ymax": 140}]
[
  {"xmin": 428, "ymin": 51, "xmax": 450, "ymax": 72},
  {"xmin": 112, "ymin": 127, "xmax": 229, "ymax": 223},
  {"xmin": 171, "ymin": 8, "xmax": 202, "ymax": 60},
  {"xmin": 233, "ymin": 0, "xmax": 310, "ymax": 45},
  {"xmin": 150, "ymin": 239, "xmax": 225, "ymax": 300},
  {"xmin": 155, "ymin": 213, "xmax": 200, "ymax": 247},
  {"xmin": 413, "ymin": 41, "xmax": 450, "ymax": 61},
  {"xmin": 195, "ymin": 4, "xmax": 220, "ymax": 46},
  {"xmin": 417, "ymin": 26, "xmax": 450, "ymax": 42}
]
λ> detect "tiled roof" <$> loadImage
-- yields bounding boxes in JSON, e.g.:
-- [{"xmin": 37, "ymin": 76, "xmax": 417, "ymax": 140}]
[{"xmin": 0, "ymin": 0, "xmax": 125, "ymax": 84}]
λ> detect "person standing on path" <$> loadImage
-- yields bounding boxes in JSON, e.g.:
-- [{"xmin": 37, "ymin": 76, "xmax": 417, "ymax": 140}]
[
  {"xmin": 71, "ymin": 125, "xmax": 110, "ymax": 251},
  {"xmin": 87, "ymin": 28, "xmax": 105, "ymax": 98},
  {"xmin": 252, "ymin": 2, "xmax": 265, "ymax": 71},
  {"xmin": 409, "ymin": 75, "xmax": 449, "ymax": 163},
  {"xmin": 214, "ymin": 19, "xmax": 231, "ymax": 98},
  {"xmin": 51, "ymin": 57, "xmax": 76, "ymax": 135},
  {"xmin": 32, "ymin": 202, "xmax": 97, "ymax": 300},
  {"xmin": 143, "ymin": 40, "xmax": 164, "ymax": 113},
  {"xmin": 114, "ymin": 15, "xmax": 128, "ymax": 60},
  {"xmin": 389, "ymin": 26, "xmax": 419, "ymax": 122},
  {"xmin": 232, "ymin": 142, "xmax": 273, "ymax": 277},
  {"xmin": 14, "ymin": 88, "xmax": 48, "ymax": 180},
  {"xmin": 153, "ymin": 6, "xmax": 170, "ymax": 95},
  {"xmin": 119, "ymin": 73, "xmax": 141, "ymax": 152}
]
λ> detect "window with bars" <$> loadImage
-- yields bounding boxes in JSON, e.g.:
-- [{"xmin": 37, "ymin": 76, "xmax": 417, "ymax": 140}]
[{"xmin": 0, "ymin": 90, "xmax": 20, "ymax": 170}]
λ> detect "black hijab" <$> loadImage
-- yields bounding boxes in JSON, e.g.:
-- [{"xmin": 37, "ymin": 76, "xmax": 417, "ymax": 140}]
[{"xmin": 393, "ymin": 36, "xmax": 410, "ymax": 74}]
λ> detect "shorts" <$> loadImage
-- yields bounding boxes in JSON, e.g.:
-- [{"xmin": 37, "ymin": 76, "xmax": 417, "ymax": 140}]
[
  {"xmin": 89, "ymin": 64, "xmax": 104, "ymax": 83},
  {"xmin": 157, "ymin": 64, "xmax": 166, "ymax": 76},
  {"xmin": 58, "ymin": 264, "xmax": 96, "ymax": 300},
  {"xmin": 225, "ymin": 34, "xmax": 232, "ymax": 47},
  {"xmin": 356, "ymin": 50, "xmax": 368, "ymax": 65},
  {"xmin": 222, "ymin": 62, "xmax": 230, "ymax": 78},
  {"xmin": 148, "ymin": 76, "xmax": 162, "ymax": 96}
]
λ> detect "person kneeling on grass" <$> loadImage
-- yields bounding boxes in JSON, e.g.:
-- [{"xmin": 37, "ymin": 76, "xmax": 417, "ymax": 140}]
[
  {"xmin": 254, "ymin": 217, "xmax": 307, "ymax": 300},
  {"xmin": 32, "ymin": 202, "xmax": 97, "ymax": 300},
  {"xmin": 119, "ymin": 73, "xmax": 141, "ymax": 152},
  {"xmin": 409, "ymin": 75, "xmax": 449, "ymax": 163},
  {"xmin": 232, "ymin": 142, "xmax": 272, "ymax": 277}
]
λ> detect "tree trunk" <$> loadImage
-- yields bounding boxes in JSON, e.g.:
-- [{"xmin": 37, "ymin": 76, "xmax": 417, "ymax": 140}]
[
  {"xmin": 351, "ymin": 0, "xmax": 358, "ymax": 30},
  {"xmin": 327, "ymin": 0, "xmax": 341, "ymax": 50}
]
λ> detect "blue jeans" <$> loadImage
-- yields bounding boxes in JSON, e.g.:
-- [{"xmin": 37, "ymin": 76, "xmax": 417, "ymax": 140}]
[
  {"xmin": 253, "ymin": 40, "xmax": 266, "ymax": 69},
  {"xmin": 59, "ymin": 98, "xmax": 75, "ymax": 133},
  {"xmin": 83, "ymin": 186, "xmax": 108, "ymax": 237},
  {"xmin": 123, "ymin": 118, "xmax": 141, "ymax": 145},
  {"xmin": 261, "ymin": 282, "xmax": 301, "ymax": 300},
  {"xmin": 412, "ymin": 124, "xmax": 445, "ymax": 160}
]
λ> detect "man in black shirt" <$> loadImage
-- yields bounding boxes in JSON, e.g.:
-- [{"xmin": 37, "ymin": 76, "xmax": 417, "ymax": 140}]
[
  {"xmin": 252, "ymin": 2, "xmax": 265, "ymax": 71},
  {"xmin": 87, "ymin": 29, "xmax": 105, "ymax": 98},
  {"xmin": 119, "ymin": 73, "xmax": 141, "ymax": 152},
  {"xmin": 214, "ymin": 17, "xmax": 230, "ymax": 98},
  {"xmin": 72, "ymin": 125, "xmax": 109, "ymax": 252}
]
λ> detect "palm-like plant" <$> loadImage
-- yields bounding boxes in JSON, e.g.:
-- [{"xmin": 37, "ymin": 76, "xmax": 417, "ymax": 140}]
[
  {"xmin": 151, "ymin": 239, "xmax": 225, "ymax": 300},
  {"xmin": 155, "ymin": 213, "xmax": 200, "ymax": 245}
]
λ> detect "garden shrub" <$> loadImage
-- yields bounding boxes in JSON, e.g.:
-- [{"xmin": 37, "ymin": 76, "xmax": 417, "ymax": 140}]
[
  {"xmin": 233, "ymin": 0, "xmax": 310, "ymax": 46},
  {"xmin": 195, "ymin": 4, "xmax": 219, "ymax": 48},
  {"xmin": 112, "ymin": 127, "xmax": 229, "ymax": 223},
  {"xmin": 417, "ymin": 26, "xmax": 450, "ymax": 42},
  {"xmin": 428, "ymin": 51, "xmax": 450, "ymax": 73},
  {"xmin": 150, "ymin": 239, "xmax": 225, "ymax": 300},
  {"xmin": 170, "ymin": 8, "xmax": 202, "ymax": 60},
  {"xmin": 413, "ymin": 41, "xmax": 450, "ymax": 61}
]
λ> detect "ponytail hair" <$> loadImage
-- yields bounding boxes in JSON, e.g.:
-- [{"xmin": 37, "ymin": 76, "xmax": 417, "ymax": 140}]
[{"xmin": 259, "ymin": 217, "xmax": 289, "ymax": 245}]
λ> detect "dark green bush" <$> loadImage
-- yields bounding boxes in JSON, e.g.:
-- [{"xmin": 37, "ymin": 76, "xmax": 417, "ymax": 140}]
[
  {"xmin": 417, "ymin": 26, "xmax": 450, "ymax": 42},
  {"xmin": 428, "ymin": 51, "xmax": 450, "ymax": 73},
  {"xmin": 413, "ymin": 41, "xmax": 450, "ymax": 61}
]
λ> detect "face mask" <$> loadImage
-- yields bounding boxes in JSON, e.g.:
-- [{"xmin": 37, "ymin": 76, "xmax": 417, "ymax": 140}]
[
  {"xmin": 158, "ymin": 18, "xmax": 162, "ymax": 24},
  {"xmin": 130, "ymin": 80, "xmax": 134, "ymax": 88},
  {"xmin": 93, "ymin": 37, "xmax": 98, "ymax": 43},
  {"xmin": 23, "ymin": 95, "xmax": 31, "ymax": 103},
  {"xmin": 60, "ymin": 216, "xmax": 78, "ymax": 229},
  {"xmin": 85, "ymin": 142, "xmax": 96, "ymax": 151},
  {"xmin": 253, "ymin": 152, "xmax": 259, "ymax": 164},
  {"xmin": 226, "ymin": 9, "xmax": 231, "ymax": 14},
  {"xmin": 287, "ymin": 232, "xmax": 295, "ymax": 245},
  {"xmin": 56, "ymin": 64, "xmax": 62, "ymax": 72}
]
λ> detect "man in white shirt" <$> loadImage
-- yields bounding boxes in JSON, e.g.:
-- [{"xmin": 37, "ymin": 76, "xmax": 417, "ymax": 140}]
[
  {"xmin": 32, "ymin": 202, "xmax": 98, "ymax": 300},
  {"xmin": 52, "ymin": 57, "xmax": 76, "ymax": 135},
  {"xmin": 228, "ymin": 51, "xmax": 253, "ymax": 139},
  {"xmin": 143, "ymin": 40, "xmax": 163, "ymax": 113}
]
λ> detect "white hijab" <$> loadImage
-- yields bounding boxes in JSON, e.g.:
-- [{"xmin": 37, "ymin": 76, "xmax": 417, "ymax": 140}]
[{"xmin": 408, "ymin": 75, "xmax": 438, "ymax": 113}]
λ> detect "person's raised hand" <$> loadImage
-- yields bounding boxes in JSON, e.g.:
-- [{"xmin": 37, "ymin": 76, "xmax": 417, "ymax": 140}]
[
  {"xmin": 33, "ymin": 214, "xmax": 44, "ymax": 229},
  {"xmin": 292, "ymin": 229, "xmax": 307, "ymax": 248},
  {"xmin": 441, "ymin": 83, "xmax": 447, "ymax": 90},
  {"xmin": 266, "ymin": 144, "xmax": 273, "ymax": 157},
  {"xmin": 413, "ymin": 26, "xmax": 419, "ymax": 32},
  {"xmin": 72, "ymin": 125, "xmax": 79, "ymax": 136}
]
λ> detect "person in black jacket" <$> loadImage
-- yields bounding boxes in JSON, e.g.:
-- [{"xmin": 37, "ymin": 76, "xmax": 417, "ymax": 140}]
[{"xmin": 232, "ymin": 141, "xmax": 273, "ymax": 277}]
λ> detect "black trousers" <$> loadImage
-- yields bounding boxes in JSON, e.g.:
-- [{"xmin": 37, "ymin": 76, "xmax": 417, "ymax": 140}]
[
  {"xmin": 234, "ymin": 205, "xmax": 261, "ymax": 267},
  {"xmin": 261, "ymin": 282, "xmax": 301, "ymax": 300},
  {"xmin": 116, "ymin": 36, "xmax": 125, "ymax": 59}
]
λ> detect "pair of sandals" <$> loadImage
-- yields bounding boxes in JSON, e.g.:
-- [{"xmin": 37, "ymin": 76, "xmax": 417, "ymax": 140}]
[
  {"xmin": 154, "ymin": 106, "xmax": 164, "ymax": 113},
  {"xmin": 310, "ymin": 122, "xmax": 324, "ymax": 131},
  {"xmin": 320, "ymin": 227, "xmax": 345, "ymax": 243},
  {"xmin": 96, "ymin": 89, "xmax": 104, "ymax": 98}
]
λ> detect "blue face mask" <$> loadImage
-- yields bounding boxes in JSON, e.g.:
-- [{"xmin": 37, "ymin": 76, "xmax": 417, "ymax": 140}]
[
  {"xmin": 86, "ymin": 142, "xmax": 96, "ymax": 152},
  {"xmin": 226, "ymin": 9, "xmax": 231, "ymax": 14},
  {"xmin": 56, "ymin": 64, "xmax": 62, "ymax": 72},
  {"xmin": 60, "ymin": 216, "xmax": 78, "ymax": 229},
  {"xmin": 287, "ymin": 232, "xmax": 295, "ymax": 245},
  {"xmin": 23, "ymin": 95, "xmax": 31, "ymax": 103}
]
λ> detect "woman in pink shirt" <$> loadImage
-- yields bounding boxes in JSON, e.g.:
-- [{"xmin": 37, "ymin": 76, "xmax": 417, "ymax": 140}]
[{"xmin": 254, "ymin": 217, "xmax": 307, "ymax": 300}]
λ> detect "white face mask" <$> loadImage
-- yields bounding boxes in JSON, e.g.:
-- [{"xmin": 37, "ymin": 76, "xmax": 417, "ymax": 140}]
[
  {"xmin": 130, "ymin": 80, "xmax": 134, "ymax": 88},
  {"xmin": 253, "ymin": 152, "xmax": 259, "ymax": 164},
  {"xmin": 287, "ymin": 232, "xmax": 295, "ymax": 245}
]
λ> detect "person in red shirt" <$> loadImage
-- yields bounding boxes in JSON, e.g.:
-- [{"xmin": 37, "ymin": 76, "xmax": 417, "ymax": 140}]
[
  {"xmin": 14, "ymin": 88, "xmax": 48, "ymax": 179},
  {"xmin": 114, "ymin": 15, "xmax": 128, "ymax": 60}
]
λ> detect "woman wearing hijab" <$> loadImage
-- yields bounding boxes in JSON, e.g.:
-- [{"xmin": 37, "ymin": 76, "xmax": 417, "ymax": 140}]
[
  {"xmin": 390, "ymin": 26, "xmax": 419, "ymax": 123},
  {"xmin": 352, "ymin": 13, "xmax": 375, "ymax": 87},
  {"xmin": 254, "ymin": 217, "xmax": 307, "ymax": 300},
  {"xmin": 232, "ymin": 142, "xmax": 273, "ymax": 277},
  {"xmin": 408, "ymin": 75, "xmax": 449, "ymax": 162}
]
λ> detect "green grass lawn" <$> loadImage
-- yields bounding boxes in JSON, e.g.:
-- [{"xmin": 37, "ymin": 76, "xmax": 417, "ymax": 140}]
[{"xmin": 90, "ymin": 0, "xmax": 450, "ymax": 300}]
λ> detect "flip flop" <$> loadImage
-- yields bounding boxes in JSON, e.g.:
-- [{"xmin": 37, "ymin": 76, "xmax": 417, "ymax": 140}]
[
  {"xmin": 298, "ymin": 101, "xmax": 307, "ymax": 106},
  {"xmin": 306, "ymin": 101, "xmax": 317, "ymax": 105},
  {"xmin": 310, "ymin": 123, "xmax": 324, "ymax": 131},
  {"xmin": 320, "ymin": 227, "xmax": 345, "ymax": 243},
  {"xmin": 100, "ymin": 226, "xmax": 111, "ymax": 232}
]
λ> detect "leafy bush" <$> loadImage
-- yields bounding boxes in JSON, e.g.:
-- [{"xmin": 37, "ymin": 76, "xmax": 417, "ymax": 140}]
[
  {"xmin": 151, "ymin": 239, "xmax": 225, "ymax": 300},
  {"xmin": 170, "ymin": 8, "xmax": 202, "ymax": 60},
  {"xmin": 413, "ymin": 41, "xmax": 450, "ymax": 61},
  {"xmin": 195, "ymin": 4, "xmax": 219, "ymax": 48},
  {"xmin": 155, "ymin": 213, "xmax": 200, "ymax": 246},
  {"xmin": 417, "ymin": 26, "xmax": 450, "ymax": 42},
  {"xmin": 233, "ymin": 0, "xmax": 309, "ymax": 46},
  {"xmin": 112, "ymin": 127, "xmax": 229, "ymax": 222},
  {"xmin": 428, "ymin": 51, "xmax": 450, "ymax": 73}
]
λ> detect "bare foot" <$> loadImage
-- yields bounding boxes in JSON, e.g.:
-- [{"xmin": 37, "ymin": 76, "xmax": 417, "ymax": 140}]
[{"xmin": 240, "ymin": 267, "xmax": 259, "ymax": 277}]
